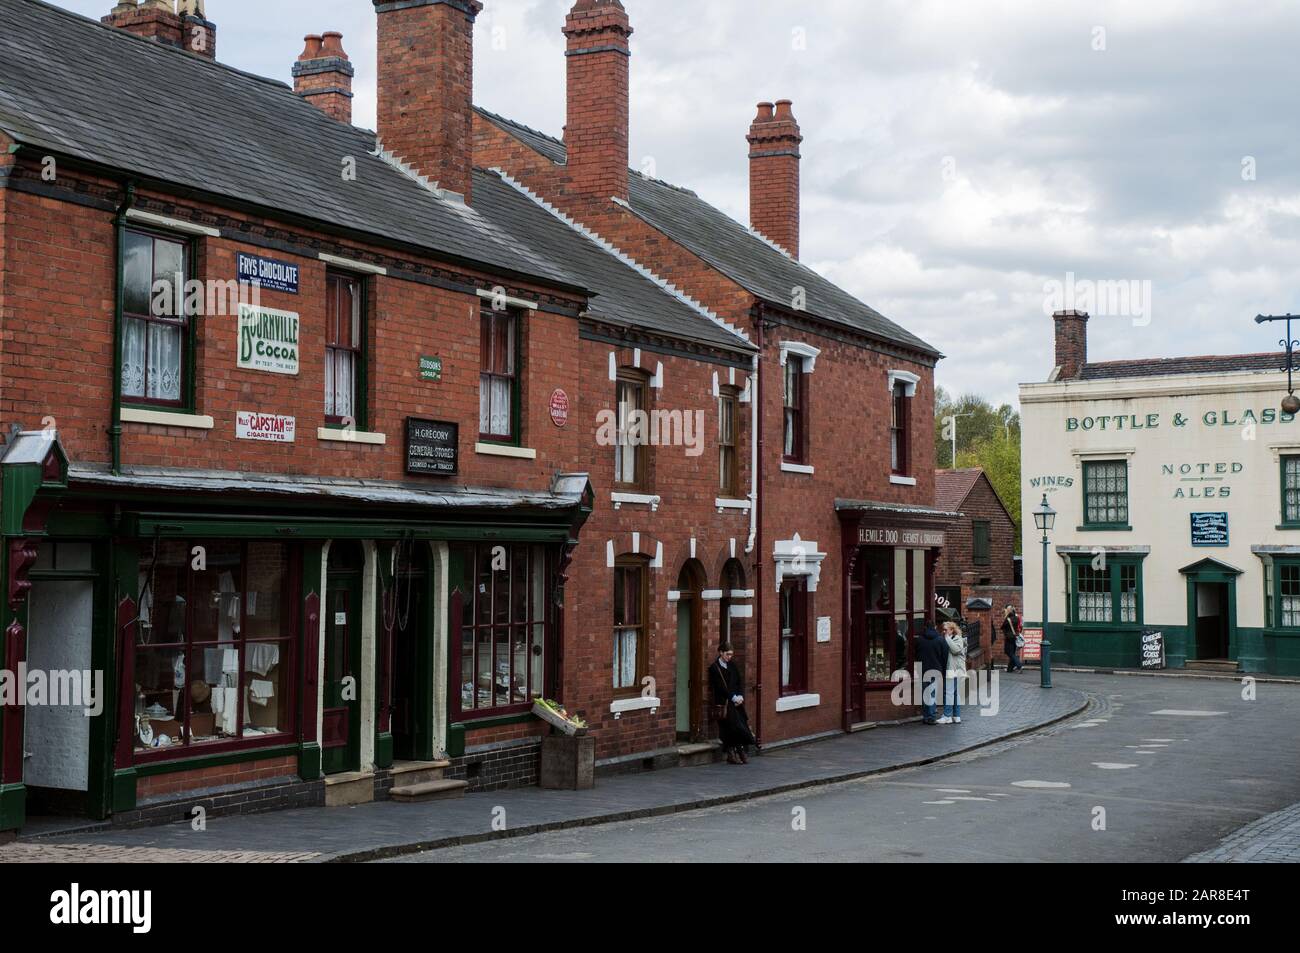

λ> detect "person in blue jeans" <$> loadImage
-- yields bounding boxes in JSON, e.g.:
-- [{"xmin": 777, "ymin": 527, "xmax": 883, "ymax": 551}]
[
  {"xmin": 915, "ymin": 624, "xmax": 949, "ymax": 725},
  {"xmin": 940, "ymin": 620, "xmax": 967, "ymax": 724}
]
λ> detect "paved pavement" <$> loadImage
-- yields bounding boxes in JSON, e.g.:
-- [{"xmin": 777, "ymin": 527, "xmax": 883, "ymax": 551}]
[
  {"xmin": 386, "ymin": 673, "xmax": 1300, "ymax": 863},
  {"xmin": 1184, "ymin": 801, "xmax": 1300, "ymax": 863},
  {"xmin": 2, "ymin": 671, "xmax": 1082, "ymax": 863},
  {"xmin": 0, "ymin": 843, "xmax": 319, "ymax": 863}
]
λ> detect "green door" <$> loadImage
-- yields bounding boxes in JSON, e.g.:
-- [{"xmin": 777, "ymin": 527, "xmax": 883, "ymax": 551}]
[{"xmin": 323, "ymin": 542, "xmax": 364, "ymax": 775}]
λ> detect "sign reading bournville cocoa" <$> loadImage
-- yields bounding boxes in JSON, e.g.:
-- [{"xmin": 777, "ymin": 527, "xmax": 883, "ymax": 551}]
[
  {"xmin": 405, "ymin": 418, "xmax": 458, "ymax": 476},
  {"xmin": 238, "ymin": 304, "xmax": 300, "ymax": 376}
]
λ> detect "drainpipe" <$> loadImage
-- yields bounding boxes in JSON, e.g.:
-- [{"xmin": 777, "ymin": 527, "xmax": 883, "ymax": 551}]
[
  {"xmin": 111, "ymin": 181, "xmax": 137, "ymax": 476},
  {"xmin": 751, "ymin": 303, "xmax": 766, "ymax": 746}
]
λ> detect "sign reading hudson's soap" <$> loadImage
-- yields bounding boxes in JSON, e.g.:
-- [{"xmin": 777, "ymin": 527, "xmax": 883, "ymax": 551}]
[
  {"xmin": 238, "ymin": 303, "xmax": 300, "ymax": 375},
  {"xmin": 406, "ymin": 418, "xmax": 458, "ymax": 476},
  {"xmin": 236, "ymin": 411, "xmax": 296, "ymax": 443}
]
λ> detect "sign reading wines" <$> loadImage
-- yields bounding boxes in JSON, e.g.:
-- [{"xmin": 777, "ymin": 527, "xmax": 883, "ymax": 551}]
[
  {"xmin": 405, "ymin": 418, "xmax": 458, "ymax": 476},
  {"xmin": 238, "ymin": 304, "xmax": 300, "ymax": 375}
]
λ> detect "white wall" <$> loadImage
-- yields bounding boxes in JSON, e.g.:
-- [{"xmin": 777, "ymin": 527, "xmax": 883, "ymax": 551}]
[{"xmin": 1020, "ymin": 368, "xmax": 1299, "ymax": 630}]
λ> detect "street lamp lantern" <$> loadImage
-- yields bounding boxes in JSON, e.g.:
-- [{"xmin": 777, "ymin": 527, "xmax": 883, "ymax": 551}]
[
  {"xmin": 1036, "ymin": 494, "xmax": 1055, "ymax": 690},
  {"xmin": 1033, "ymin": 495, "xmax": 1057, "ymax": 534}
]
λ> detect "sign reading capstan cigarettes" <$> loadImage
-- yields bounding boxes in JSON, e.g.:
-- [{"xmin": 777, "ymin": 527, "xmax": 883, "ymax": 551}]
[
  {"xmin": 236, "ymin": 411, "xmax": 296, "ymax": 443},
  {"xmin": 238, "ymin": 303, "xmax": 300, "ymax": 375}
]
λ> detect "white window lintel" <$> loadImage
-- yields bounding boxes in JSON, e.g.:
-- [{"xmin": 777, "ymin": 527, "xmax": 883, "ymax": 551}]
[
  {"xmin": 779, "ymin": 341, "xmax": 820, "ymax": 372},
  {"xmin": 888, "ymin": 369, "xmax": 921, "ymax": 397}
]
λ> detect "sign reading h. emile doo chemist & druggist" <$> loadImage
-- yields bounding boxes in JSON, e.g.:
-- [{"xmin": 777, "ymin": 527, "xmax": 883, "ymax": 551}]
[{"xmin": 238, "ymin": 303, "xmax": 300, "ymax": 376}]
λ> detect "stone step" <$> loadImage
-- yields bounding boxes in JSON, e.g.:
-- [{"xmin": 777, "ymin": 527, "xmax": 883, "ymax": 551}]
[
  {"xmin": 388, "ymin": 760, "xmax": 451, "ymax": 788},
  {"xmin": 389, "ymin": 779, "xmax": 469, "ymax": 802},
  {"xmin": 324, "ymin": 770, "xmax": 375, "ymax": 807},
  {"xmin": 1184, "ymin": 660, "xmax": 1239, "ymax": 672},
  {"xmin": 676, "ymin": 741, "xmax": 721, "ymax": 767}
]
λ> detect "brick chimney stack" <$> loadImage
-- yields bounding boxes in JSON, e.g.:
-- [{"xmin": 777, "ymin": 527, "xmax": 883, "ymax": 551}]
[
  {"xmin": 293, "ymin": 32, "xmax": 355, "ymax": 125},
  {"xmin": 748, "ymin": 99, "xmax": 803, "ymax": 258},
  {"xmin": 563, "ymin": 0, "xmax": 634, "ymax": 204},
  {"xmin": 104, "ymin": 1, "xmax": 216, "ymax": 60},
  {"xmin": 373, "ymin": 0, "xmax": 483, "ymax": 203},
  {"xmin": 1053, "ymin": 310, "xmax": 1090, "ymax": 379}
]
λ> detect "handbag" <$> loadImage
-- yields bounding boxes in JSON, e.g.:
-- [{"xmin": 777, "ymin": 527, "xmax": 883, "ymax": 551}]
[{"xmin": 1015, "ymin": 634, "xmax": 1026, "ymax": 648}]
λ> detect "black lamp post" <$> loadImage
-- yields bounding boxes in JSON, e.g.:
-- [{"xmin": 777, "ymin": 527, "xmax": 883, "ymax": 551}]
[
  {"xmin": 1255, "ymin": 314, "xmax": 1300, "ymax": 415},
  {"xmin": 1033, "ymin": 494, "xmax": 1057, "ymax": 689}
]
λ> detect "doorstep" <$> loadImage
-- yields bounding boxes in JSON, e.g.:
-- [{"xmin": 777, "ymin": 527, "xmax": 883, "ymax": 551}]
[
  {"xmin": 676, "ymin": 741, "xmax": 722, "ymax": 767},
  {"xmin": 324, "ymin": 770, "xmax": 376, "ymax": 807}
]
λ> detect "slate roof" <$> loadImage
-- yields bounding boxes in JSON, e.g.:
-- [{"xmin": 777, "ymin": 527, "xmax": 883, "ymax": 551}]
[
  {"xmin": 473, "ymin": 170, "xmax": 753, "ymax": 355},
  {"xmin": 0, "ymin": 0, "xmax": 581, "ymax": 292},
  {"xmin": 934, "ymin": 468, "xmax": 985, "ymax": 513},
  {"xmin": 476, "ymin": 107, "xmax": 942, "ymax": 359},
  {"xmin": 1077, "ymin": 353, "xmax": 1286, "ymax": 381}
]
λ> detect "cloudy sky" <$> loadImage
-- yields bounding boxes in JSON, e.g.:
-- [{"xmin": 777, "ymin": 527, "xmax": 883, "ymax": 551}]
[{"xmin": 60, "ymin": 0, "xmax": 1300, "ymax": 404}]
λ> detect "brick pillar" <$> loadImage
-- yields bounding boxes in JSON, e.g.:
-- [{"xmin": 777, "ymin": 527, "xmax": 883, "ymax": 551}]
[
  {"xmin": 373, "ymin": 0, "xmax": 483, "ymax": 202},
  {"xmin": 1053, "ymin": 310, "xmax": 1090, "ymax": 379},
  {"xmin": 563, "ymin": 0, "xmax": 633, "ymax": 204},
  {"xmin": 748, "ymin": 99, "xmax": 803, "ymax": 258},
  {"xmin": 293, "ymin": 32, "xmax": 355, "ymax": 125},
  {"xmin": 179, "ymin": 1, "xmax": 217, "ymax": 60}
]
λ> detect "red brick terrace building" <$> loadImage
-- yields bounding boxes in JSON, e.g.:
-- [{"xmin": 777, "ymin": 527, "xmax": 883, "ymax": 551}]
[{"xmin": 0, "ymin": 0, "xmax": 944, "ymax": 836}]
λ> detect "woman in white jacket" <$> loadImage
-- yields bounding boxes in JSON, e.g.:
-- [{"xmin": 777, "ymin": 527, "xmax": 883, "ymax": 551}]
[{"xmin": 939, "ymin": 621, "xmax": 967, "ymax": 725}]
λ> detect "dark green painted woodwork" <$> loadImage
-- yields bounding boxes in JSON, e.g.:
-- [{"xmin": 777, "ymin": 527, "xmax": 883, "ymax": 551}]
[
  {"xmin": 0, "ymin": 784, "xmax": 26, "ymax": 831},
  {"xmin": 323, "ymin": 547, "xmax": 363, "ymax": 775},
  {"xmin": 1261, "ymin": 629, "xmax": 1300, "ymax": 675},
  {"xmin": 299, "ymin": 543, "xmax": 324, "ymax": 782},
  {"xmin": 111, "ymin": 768, "xmax": 137, "ymax": 814}
]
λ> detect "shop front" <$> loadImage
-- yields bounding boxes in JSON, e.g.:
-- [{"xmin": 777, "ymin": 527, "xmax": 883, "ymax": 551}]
[
  {"xmin": 0, "ymin": 434, "xmax": 591, "ymax": 834},
  {"xmin": 836, "ymin": 501, "xmax": 952, "ymax": 728}
]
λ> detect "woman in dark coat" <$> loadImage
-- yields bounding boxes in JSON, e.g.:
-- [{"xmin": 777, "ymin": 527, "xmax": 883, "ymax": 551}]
[
  {"xmin": 708, "ymin": 643, "xmax": 756, "ymax": 764},
  {"xmin": 1002, "ymin": 605, "xmax": 1024, "ymax": 673}
]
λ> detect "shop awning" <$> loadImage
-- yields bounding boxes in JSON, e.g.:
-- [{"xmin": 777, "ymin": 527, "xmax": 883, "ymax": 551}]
[{"xmin": 64, "ymin": 465, "xmax": 594, "ymax": 541}]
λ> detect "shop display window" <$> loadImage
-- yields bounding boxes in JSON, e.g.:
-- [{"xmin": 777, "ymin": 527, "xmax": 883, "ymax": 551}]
[{"xmin": 133, "ymin": 540, "xmax": 295, "ymax": 759}]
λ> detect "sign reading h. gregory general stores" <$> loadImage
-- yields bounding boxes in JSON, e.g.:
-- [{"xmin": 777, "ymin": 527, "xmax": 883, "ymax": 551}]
[
  {"xmin": 238, "ymin": 303, "xmax": 300, "ymax": 376},
  {"xmin": 405, "ymin": 418, "xmax": 458, "ymax": 476},
  {"xmin": 237, "ymin": 252, "xmax": 300, "ymax": 294}
]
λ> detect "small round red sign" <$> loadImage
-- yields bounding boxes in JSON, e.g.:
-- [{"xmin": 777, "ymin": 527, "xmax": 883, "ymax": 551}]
[{"xmin": 549, "ymin": 389, "xmax": 570, "ymax": 428}]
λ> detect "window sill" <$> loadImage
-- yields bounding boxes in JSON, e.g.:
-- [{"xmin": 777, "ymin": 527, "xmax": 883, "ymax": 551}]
[
  {"xmin": 775, "ymin": 693, "xmax": 821, "ymax": 713},
  {"xmin": 715, "ymin": 498, "xmax": 752, "ymax": 513},
  {"xmin": 610, "ymin": 696, "xmax": 660, "ymax": 717},
  {"xmin": 317, "ymin": 428, "xmax": 387, "ymax": 446},
  {"xmin": 781, "ymin": 462, "xmax": 814, "ymax": 475},
  {"xmin": 1277, "ymin": 524, "xmax": 1300, "ymax": 531},
  {"xmin": 121, "ymin": 408, "xmax": 214, "ymax": 430},
  {"xmin": 1077, "ymin": 525, "xmax": 1133, "ymax": 532},
  {"xmin": 475, "ymin": 442, "xmax": 537, "ymax": 460},
  {"xmin": 890, "ymin": 474, "xmax": 917, "ymax": 486},
  {"xmin": 612, "ymin": 492, "xmax": 661, "ymax": 511}
]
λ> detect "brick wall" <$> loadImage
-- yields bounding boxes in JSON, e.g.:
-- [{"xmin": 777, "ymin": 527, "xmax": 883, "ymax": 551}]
[
  {"xmin": 475, "ymin": 115, "xmax": 938, "ymax": 748},
  {"xmin": 934, "ymin": 475, "xmax": 1016, "ymax": 589},
  {"xmin": 135, "ymin": 753, "xmax": 299, "ymax": 800},
  {"xmin": 960, "ymin": 577, "xmax": 1023, "ymax": 670},
  {"xmin": 0, "ymin": 163, "xmax": 584, "ymax": 491}
]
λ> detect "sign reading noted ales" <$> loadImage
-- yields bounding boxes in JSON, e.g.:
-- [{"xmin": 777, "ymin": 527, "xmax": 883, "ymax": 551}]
[{"xmin": 238, "ymin": 303, "xmax": 300, "ymax": 375}]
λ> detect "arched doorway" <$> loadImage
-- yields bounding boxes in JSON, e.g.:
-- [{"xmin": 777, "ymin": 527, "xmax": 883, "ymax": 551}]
[
  {"xmin": 324, "ymin": 541, "xmax": 365, "ymax": 775},
  {"xmin": 675, "ymin": 560, "xmax": 707, "ymax": 741}
]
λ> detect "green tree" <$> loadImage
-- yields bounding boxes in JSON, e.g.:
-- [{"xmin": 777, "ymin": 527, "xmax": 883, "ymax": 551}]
[{"xmin": 935, "ymin": 389, "xmax": 1022, "ymax": 553}]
